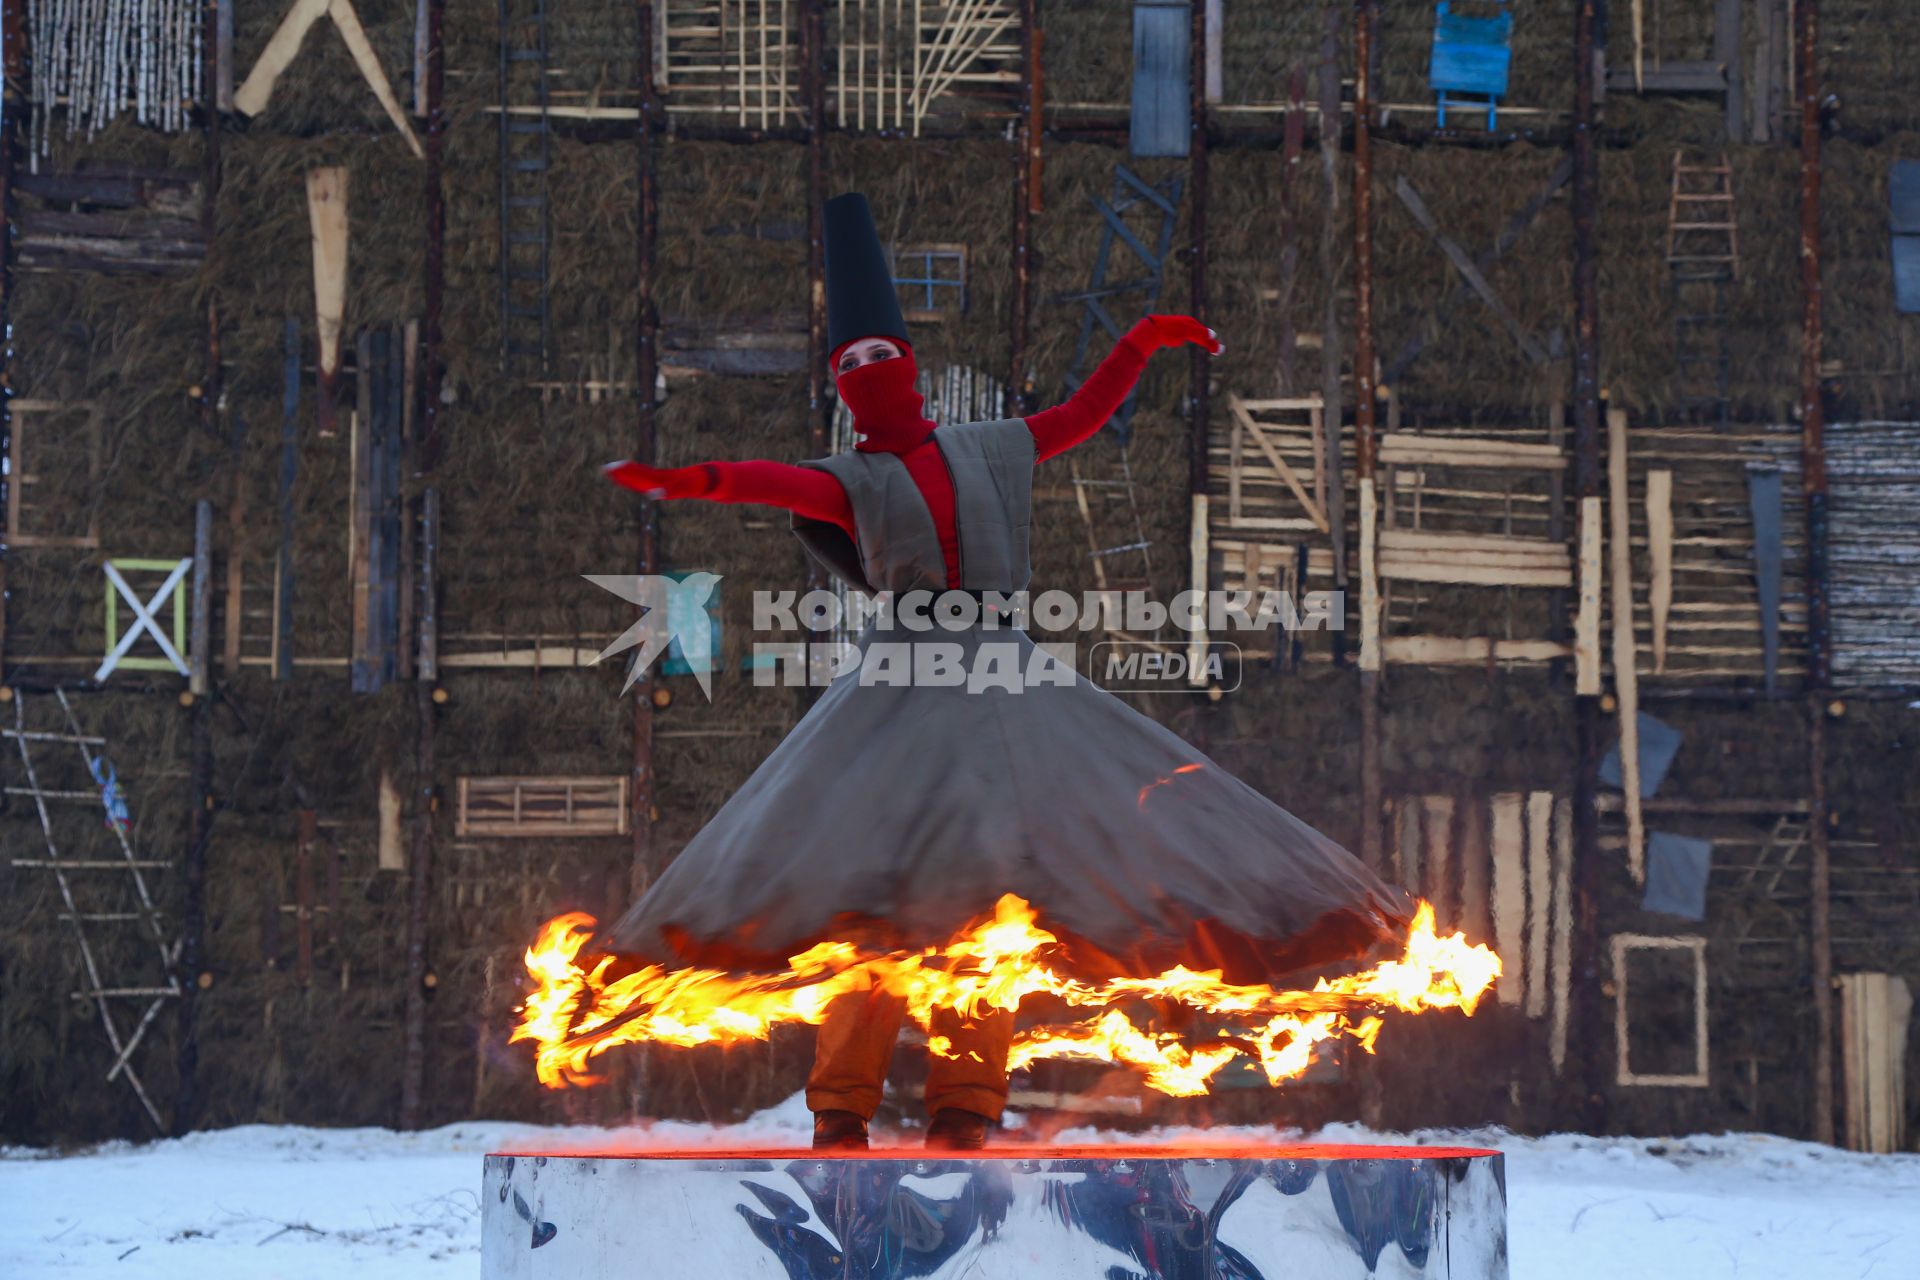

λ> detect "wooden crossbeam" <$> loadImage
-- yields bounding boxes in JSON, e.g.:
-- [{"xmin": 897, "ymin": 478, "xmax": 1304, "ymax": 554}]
[{"xmin": 236, "ymin": 0, "xmax": 423, "ymax": 157}]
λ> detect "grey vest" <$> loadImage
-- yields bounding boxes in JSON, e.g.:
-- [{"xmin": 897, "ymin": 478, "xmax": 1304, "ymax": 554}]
[{"xmin": 792, "ymin": 418, "xmax": 1035, "ymax": 594}]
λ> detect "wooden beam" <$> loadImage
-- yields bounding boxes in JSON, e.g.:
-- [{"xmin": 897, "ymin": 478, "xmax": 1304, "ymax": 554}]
[
  {"xmin": 1576, "ymin": 495, "xmax": 1602, "ymax": 695},
  {"xmin": 1491, "ymin": 793, "xmax": 1526, "ymax": 1006},
  {"xmin": 305, "ymin": 168, "xmax": 348, "ymax": 383},
  {"xmin": 1647, "ymin": 468, "xmax": 1673, "ymax": 671},
  {"xmin": 1383, "ymin": 636, "xmax": 1570, "ymax": 665},
  {"xmin": 1608, "ymin": 409, "xmax": 1644, "ymax": 883},
  {"xmin": 378, "ymin": 767, "xmax": 405, "ymax": 871},
  {"xmin": 1358, "ymin": 477, "xmax": 1380, "ymax": 671},
  {"xmin": 190, "ymin": 502, "xmax": 212, "ymax": 696},
  {"xmin": 1187, "ymin": 493, "xmax": 1210, "ymax": 686},
  {"xmin": 234, "ymin": 0, "xmax": 331, "ymax": 116},
  {"xmin": 1525, "ymin": 790, "xmax": 1553, "ymax": 1018}
]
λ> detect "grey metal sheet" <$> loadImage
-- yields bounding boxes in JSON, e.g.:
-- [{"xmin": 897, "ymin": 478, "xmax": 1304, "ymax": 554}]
[
  {"xmin": 1131, "ymin": 1, "xmax": 1191, "ymax": 158},
  {"xmin": 482, "ymin": 1146, "xmax": 1510, "ymax": 1279}
]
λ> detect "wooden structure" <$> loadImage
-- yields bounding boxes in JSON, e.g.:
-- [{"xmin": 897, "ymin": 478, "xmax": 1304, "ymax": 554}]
[
  {"xmin": 1666, "ymin": 152, "xmax": 1740, "ymax": 426},
  {"xmin": 1361, "ymin": 428, "xmax": 1575, "ymax": 671},
  {"xmin": 455, "ymin": 776, "xmax": 632, "ymax": 838},
  {"xmin": 656, "ymin": 0, "xmax": 1019, "ymax": 134},
  {"xmin": 6, "ymin": 399, "xmax": 101, "ymax": 548},
  {"xmin": 1611, "ymin": 933, "xmax": 1711, "ymax": 1088},
  {"xmin": 1839, "ymin": 973, "xmax": 1911, "ymax": 1154},
  {"xmin": 1389, "ymin": 789, "xmax": 1574, "ymax": 1071},
  {"xmin": 1196, "ymin": 395, "xmax": 1338, "ymax": 665},
  {"xmin": 6, "ymin": 691, "xmax": 178, "ymax": 1131},
  {"xmin": 1429, "ymin": 0, "xmax": 1513, "ymax": 130}
]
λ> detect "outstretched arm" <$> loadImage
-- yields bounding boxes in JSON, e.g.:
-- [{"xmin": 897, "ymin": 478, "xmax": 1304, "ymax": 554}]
[
  {"xmin": 1025, "ymin": 314, "xmax": 1223, "ymax": 463},
  {"xmin": 603, "ymin": 459, "xmax": 855, "ymax": 533}
]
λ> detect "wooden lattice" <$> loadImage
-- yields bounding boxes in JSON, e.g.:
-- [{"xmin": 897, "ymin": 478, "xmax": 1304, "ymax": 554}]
[{"xmin": 455, "ymin": 777, "xmax": 631, "ymax": 838}]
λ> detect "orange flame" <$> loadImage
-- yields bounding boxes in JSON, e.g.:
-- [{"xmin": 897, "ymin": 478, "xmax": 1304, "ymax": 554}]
[{"xmin": 510, "ymin": 897, "xmax": 1499, "ymax": 1097}]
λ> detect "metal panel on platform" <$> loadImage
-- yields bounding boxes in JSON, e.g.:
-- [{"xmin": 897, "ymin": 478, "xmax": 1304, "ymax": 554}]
[{"xmin": 481, "ymin": 1145, "xmax": 1509, "ymax": 1279}]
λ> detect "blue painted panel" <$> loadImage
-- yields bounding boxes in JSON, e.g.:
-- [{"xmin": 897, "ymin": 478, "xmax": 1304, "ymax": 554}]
[
  {"xmin": 1131, "ymin": 1, "xmax": 1190, "ymax": 159},
  {"xmin": 1890, "ymin": 159, "xmax": 1920, "ymax": 235},
  {"xmin": 1894, "ymin": 235, "xmax": 1920, "ymax": 315},
  {"xmin": 1430, "ymin": 2, "xmax": 1513, "ymax": 96}
]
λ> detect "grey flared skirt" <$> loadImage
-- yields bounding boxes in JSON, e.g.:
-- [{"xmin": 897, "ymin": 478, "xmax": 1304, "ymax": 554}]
[{"xmin": 599, "ymin": 621, "xmax": 1410, "ymax": 984}]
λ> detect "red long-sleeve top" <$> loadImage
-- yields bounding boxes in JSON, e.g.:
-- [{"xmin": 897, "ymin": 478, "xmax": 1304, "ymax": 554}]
[{"xmin": 698, "ymin": 336, "xmax": 1151, "ymax": 587}]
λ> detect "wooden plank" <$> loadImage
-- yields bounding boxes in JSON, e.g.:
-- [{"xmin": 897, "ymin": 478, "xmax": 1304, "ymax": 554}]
[
  {"xmin": 378, "ymin": 767, "xmax": 405, "ymax": 872},
  {"xmin": 305, "ymin": 168, "xmax": 348, "ymax": 380},
  {"xmin": 190, "ymin": 503, "xmax": 212, "ymax": 696},
  {"xmin": 1525, "ymin": 790, "xmax": 1553, "ymax": 1019},
  {"xmin": 1576, "ymin": 496, "xmax": 1602, "ymax": 694},
  {"xmin": 1647, "ymin": 468, "xmax": 1674, "ymax": 672},
  {"xmin": 235, "ymin": 0, "xmax": 333, "ymax": 115},
  {"xmin": 1550, "ymin": 796, "xmax": 1573, "ymax": 1074},
  {"xmin": 1458, "ymin": 796, "xmax": 1490, "ymax": 950},
  {"xmin": 1377, "ymin": 559, "xmax": 1572, "ymax": 589},
  {"xmin": 1379, "ymin": 529, "xmax": 1571, "ymax": 559},
  {"xmin": 417, "ymin": 489, "xmax": 439, "ymax": 680},
  {"xmin": 1187, "ymin": 493, "xmax": 1209, "ymax": 686},
  {"xmin": 1392, "ymin": 176, "xmax": 1549, "ymax": 366},
  {"xmin": 1377, "ymin": 434, "xmax": 1567, "ymax": 469},
  {"xmin": 351, "ymin": 329, "xmax": 375, "ymax": 682},
  {"xmin": 1608, "ymin": 409, "xmax": 1644, "ymax": 882},
  {"xmin": 1491, "ymin": 793, "xmax": 1525, "ymax": 1006},
  {"xmin": 1382, "ymin": 637, "xmax": 1570, "ymax": 665},
  {"xmin": 1393, "ymin": 795, "xmax": 1421, "ymax": 894},
  {"xmin": 1421, "ymin": 794, "xmax": 1455, "ymax": 923},
  {"xmin": 456, "ymin": 776, "xmax": 630, "ymax": 837},
  {"xmin": 275, "ymin": 318, "xmax": 300, "ymax": 680},
  {"xmin": 326, "ymin": 0, "xmax": 426, "ymax": 156},
  {"xmin": 1228, "ymin": 395, "xmax": 1327, "ymax": 532},
  {"xmin": 1358, "ymin": 477, "xmax": 1379, "ymax": 671}
]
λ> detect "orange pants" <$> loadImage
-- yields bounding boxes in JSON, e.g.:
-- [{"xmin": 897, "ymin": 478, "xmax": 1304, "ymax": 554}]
[{"xmin": 806, "ymin": 985, "xmax": 1015, "ymax": 1122}]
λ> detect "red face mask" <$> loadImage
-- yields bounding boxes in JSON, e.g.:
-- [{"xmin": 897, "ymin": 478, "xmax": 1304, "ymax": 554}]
[{"xmin": 836, "ymin": 349, "xmax": 936, "ymax": 453}]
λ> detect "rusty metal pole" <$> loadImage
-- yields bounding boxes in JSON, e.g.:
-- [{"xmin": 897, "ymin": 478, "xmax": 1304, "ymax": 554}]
[
  {"xmin": 1796, "ymin": 0, "xmax": 1834, "ymax": 1148},
  {"xmin": 399, "ymin": 0, "xmax": 446, "ymax": 1133},
  {"xmin": 1010, "ymin": 0, "xmax": 1039, "ymax": 416},
  {"xmin": 631, "ymin": 0, "xmax": 661, "ymax": 902},
  {"xmin": 1186, "ymin": 0, "xmax": 1210, "ymax": 497},
  {"xmin": 1569, "ymin": 0, "xmax": 1610, "ymax": 1133}
]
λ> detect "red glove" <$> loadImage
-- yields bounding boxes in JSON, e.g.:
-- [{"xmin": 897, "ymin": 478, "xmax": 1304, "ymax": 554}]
[
  {"xmin": 603, "ymin": 459, "xmax": 718, "ymax": 499},
  {"xmin": 1125, "ymin": 314, "xmax": 1225, "ymax": 356}
]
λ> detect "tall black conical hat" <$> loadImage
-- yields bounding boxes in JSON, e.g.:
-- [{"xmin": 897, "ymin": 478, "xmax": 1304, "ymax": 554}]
[{"xmin": 824, "ymin": 192, "xmax": 909, "ymax": 354}]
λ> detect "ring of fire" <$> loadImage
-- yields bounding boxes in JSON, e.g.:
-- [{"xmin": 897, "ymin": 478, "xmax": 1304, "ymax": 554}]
[{"xmin": 512, "ymin": 896, "xmax": 1500, "ymax": 1098}]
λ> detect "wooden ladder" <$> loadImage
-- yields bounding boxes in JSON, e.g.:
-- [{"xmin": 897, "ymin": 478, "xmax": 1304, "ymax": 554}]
[
  {"xmin": 5, "ymin": 690, "xmax": 179, "ymax": 1131},
  {"xmin": 1667, "ymin": 151, "xmax": 1740, "ymax": 427}
]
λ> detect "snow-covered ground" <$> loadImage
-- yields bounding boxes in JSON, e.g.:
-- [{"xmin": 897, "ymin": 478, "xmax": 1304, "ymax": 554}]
[{"xmin": 4, "ymin": 1094, "xmax": 1917, "ymax": 1279}]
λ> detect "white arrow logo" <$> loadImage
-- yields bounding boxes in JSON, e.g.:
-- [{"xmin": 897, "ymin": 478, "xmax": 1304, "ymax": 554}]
[{"xmin": 583, "ymin": 572, "xmax": 723, "ymax": 699}]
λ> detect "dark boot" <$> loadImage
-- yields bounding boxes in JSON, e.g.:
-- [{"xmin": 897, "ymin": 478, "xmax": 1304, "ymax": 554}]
[
  {"xmin": 925, "ymin": 1108, "xmax": 991, "ymax": 1151},
  {"xmin": 812, "ymin": 1109, "xmax": 870, "ymax": 1151}
]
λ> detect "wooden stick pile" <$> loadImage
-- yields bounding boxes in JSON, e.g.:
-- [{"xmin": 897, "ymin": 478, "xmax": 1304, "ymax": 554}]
[{"xmin": 27, "ymin": 0, "xmax": 203, "ymax": 163}]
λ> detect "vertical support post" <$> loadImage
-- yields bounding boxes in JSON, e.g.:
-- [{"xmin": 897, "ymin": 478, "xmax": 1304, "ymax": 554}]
[
  {"xmin": 1010, "ymin": 0, "xmax": 1039, "ymax": 416},
  {"xmin": 295, "ymin": 809, "xmax": 317, "ymax": 986},
  {"xmin": 1185, "ymin": 0, "xmax": 1210, "ymax": 498},
  {"xmin": 1316, "ymin": 5, "xmax": 1348, "ymax": 666},
  {"xmin": 1352, "ymin": 0, "xmax": 1381, "ymax": 868},
  {"xmin": 420, "ymin": 0, "xmax": 447, "ymax": 471},
  {"xmin": 399, "ymin": 0, "xmax": 446, "ymax": 1132},
  {"xmin": 1569, "ymin": 0, "xmax": 1610, "ymax": 1134},
  {"xmin": 174, "ymin": 1, "xmax": 224, "ymax": 1135},
  {"xmin": 1796, "ymin": 0, "xmax": 1834, "ymax": 1148},
  {"xmin": 631, "ymin": 0, "xmax": 661, "ymax": 903},
  {"xmin": 0, "ymin": 0, "xmax": 20, "ymax": 677},
  {"xmin": 804, "ymin": 0, "xmax": 828, "ymax": 460},
  {"xmin": 191, "ymin": 503, "xmax": 212, "ymax": 696}
]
